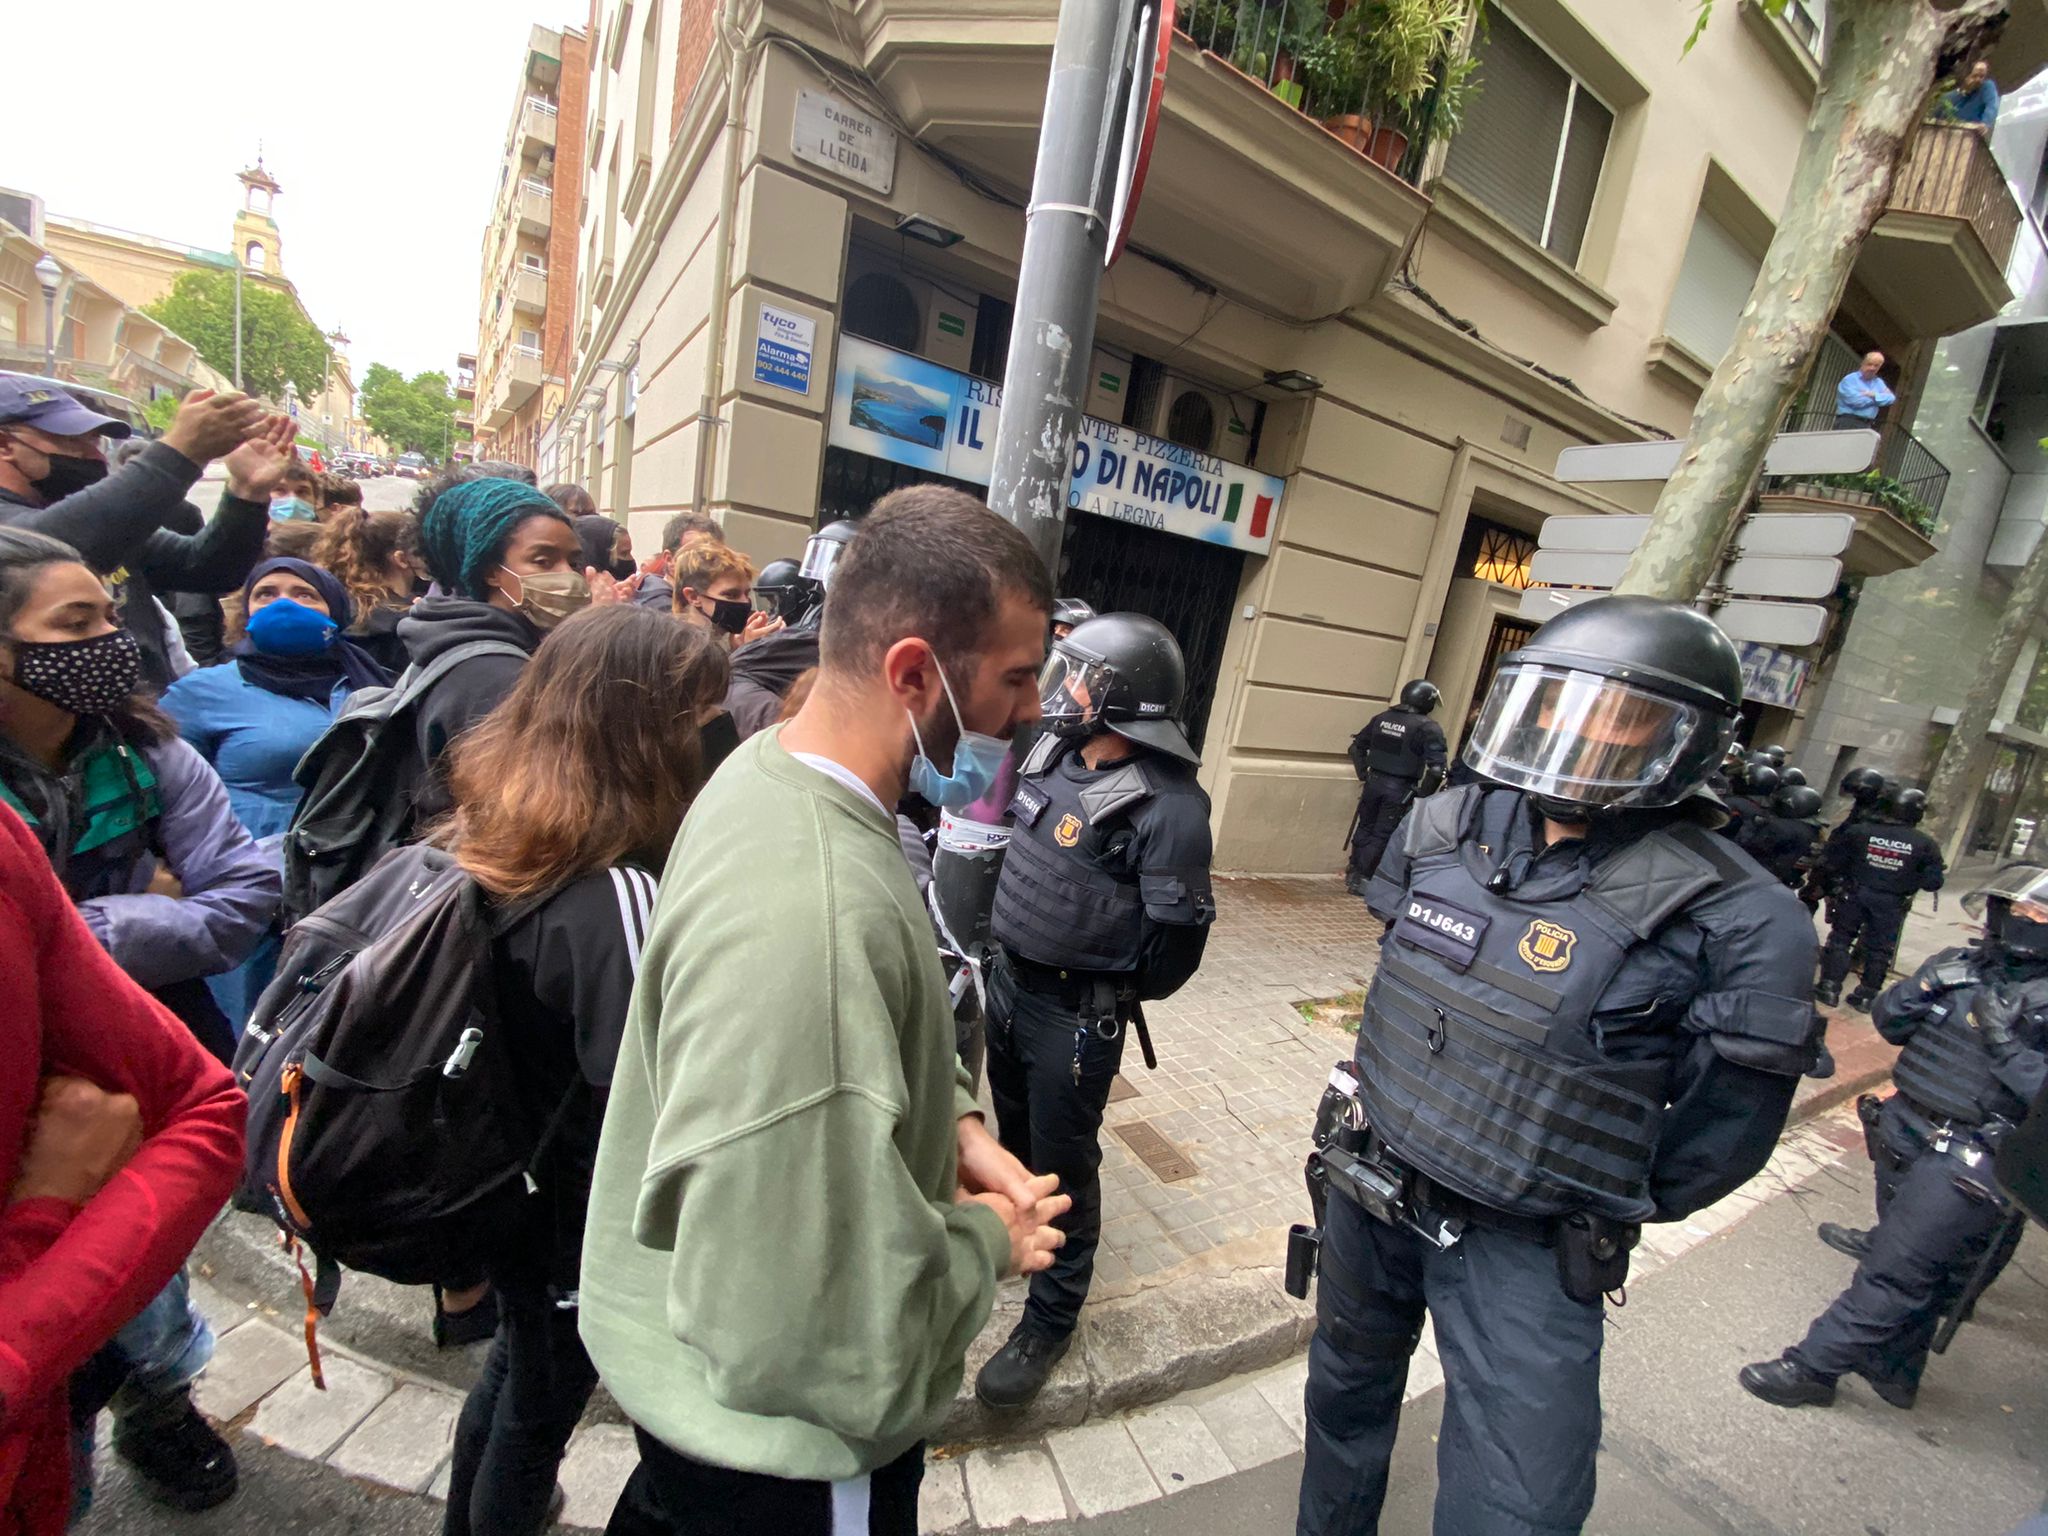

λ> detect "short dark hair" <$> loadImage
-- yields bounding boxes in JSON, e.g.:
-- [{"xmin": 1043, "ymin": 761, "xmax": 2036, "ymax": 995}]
[
  {"xmin": 662, "ymin": 511, "xmax": 724, "ymax": 553},
  {"xmin": 546, "ymin": 482, "xmax": 597, "ymax": 519},
  {"xmin": 820, "ymin": 487, "xmax": 1052, "ymax": 675}
]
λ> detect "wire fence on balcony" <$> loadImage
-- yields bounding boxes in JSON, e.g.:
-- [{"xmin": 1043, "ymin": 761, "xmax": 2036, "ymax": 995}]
[{"xmin": 1762, "ymin": 408, "xmax": 1951, "ymax": 537}]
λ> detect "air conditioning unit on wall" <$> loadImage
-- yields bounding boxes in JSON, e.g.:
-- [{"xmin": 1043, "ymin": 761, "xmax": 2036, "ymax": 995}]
[
  {"xmin": 841, "ymin": 245, "xmax": 978, "ymax": 372},
  {"xmin": 1133, "ymin": 375, "xmax": 1245, "ymax": 460}
]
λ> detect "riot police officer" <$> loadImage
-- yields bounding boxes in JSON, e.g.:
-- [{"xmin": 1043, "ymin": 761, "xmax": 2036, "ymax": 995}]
[
  {"xmin": 1051, "ymin": 596, "xmax": 1096, "ymax": 641},
  {"xmin": 1717, "ymin": 760, "xmax": 1779, "ymax": 841},
  {"xmin": 1833, "ymin": 764, "xmax": 1888, "ymax": 829},
  {"xmin": 1742, "ymin": 864, "xmax": 2048, "ymax": 1410},
  {"xmin": 751, "ymin": 557, "xmax": 806, "ymax": 622},
  {"xmin": 1293, "ymin": 595, "xmax": 1817, "ymax": 1536},
  {"xmin": 975, "ymin": 613, "xmax": 1217, "ymax": 1408},
  {"xmin": 1816, "ymin": 785, "xmax": 1946, "ymax": 1010},
  {"xmin": 1344, "ymin": 680, "xmax": 1448, "ymax": 896},
  {"xmin": 1738, "ymin": 782, "xmax": 1825, "ymax": 889}
]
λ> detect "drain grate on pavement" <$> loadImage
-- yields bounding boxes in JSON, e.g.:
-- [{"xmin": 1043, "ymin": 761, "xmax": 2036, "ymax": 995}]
[
  {"xmin": 1114, "ymin": 1119, "xmax": 1199, "ymax": 1182},
  {"xmin": 1108, "ymin": 1074, "xmax": 1140, "ymax": 1103}
]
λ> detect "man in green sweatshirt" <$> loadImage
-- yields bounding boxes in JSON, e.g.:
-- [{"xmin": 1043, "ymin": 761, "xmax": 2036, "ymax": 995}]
[{"xmin": 581, "ymin": 486, "xmax": 1072, "ymax": 1535}]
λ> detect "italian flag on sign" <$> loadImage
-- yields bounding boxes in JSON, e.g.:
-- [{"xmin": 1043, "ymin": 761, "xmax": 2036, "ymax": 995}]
[{"xmin": 1222, "ymin": 484, "xmax": 1273, "ymax": 540}]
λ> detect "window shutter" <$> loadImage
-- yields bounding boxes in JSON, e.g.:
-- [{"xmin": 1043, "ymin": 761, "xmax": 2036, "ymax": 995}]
[
  {"xmin": 1545, "ymin": 89, "xmax": 1612, "ymax": 264},
  {"xmin": 1444, "ymin": 14, "xmax": 1570, "ymax": 247},
  {"xmin": 1665, "ymin": 209, "xmax": 1759, "ymax": 364}
]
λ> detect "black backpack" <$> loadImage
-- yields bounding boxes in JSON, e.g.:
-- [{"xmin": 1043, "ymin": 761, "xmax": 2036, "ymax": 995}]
[
  {"xmin": 282, "ymin": 639, "xmax": 528, "ymax": 922},
  {"xmin": 235, "ymin": 844, "xmax": 557, "ymax": 1297}
]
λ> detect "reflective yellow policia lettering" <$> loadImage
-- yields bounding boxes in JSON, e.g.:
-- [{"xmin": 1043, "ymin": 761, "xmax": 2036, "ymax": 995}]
[
  {"xmin": 1054, "ymin": 812, "xmax": 1084, "ymax": 848},
  {"xmin": 1517, "ymin": 920, "xmax": 1576, "ymax": 974}
]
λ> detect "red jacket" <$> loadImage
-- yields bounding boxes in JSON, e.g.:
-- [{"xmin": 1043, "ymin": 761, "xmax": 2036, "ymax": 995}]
[{"xmin": 0, "ymin": 802, "xmax": 245, "ymax": 1534}]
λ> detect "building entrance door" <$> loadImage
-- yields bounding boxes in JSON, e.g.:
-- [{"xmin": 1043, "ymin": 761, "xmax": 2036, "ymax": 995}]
[
  {"xmin": 1455, "ymin": 614, "xmax": 1536, "ymax": 753},
  {"xmin": 1969, "ymin": 743, "xmax": 2036, "ymax": 854}
]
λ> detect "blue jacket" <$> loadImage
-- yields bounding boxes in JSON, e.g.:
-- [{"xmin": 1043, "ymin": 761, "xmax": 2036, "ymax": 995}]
[{"xmin": 162, "ymin": 663, "xmax": 350, "ymax": 846}]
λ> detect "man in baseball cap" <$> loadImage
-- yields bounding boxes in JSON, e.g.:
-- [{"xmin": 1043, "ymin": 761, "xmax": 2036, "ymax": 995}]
[{"xmin": 0, "ymin": 375, "xmax": 134, "ymax": 437}]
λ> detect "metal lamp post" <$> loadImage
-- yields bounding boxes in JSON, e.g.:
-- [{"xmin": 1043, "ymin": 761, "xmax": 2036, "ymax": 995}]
[
  {"xmin": 33, "ymin": 255, "xmax": 62, "ymax": 377},
  {"xmin": 232, "ymin": 258, "xmax": 243, "ymax": 390}
]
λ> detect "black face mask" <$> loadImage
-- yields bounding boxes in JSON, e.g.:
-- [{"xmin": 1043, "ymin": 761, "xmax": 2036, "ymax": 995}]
[
  {"xmin": 28, "ymin": 450, "xmax": 109, "ymax": 504},
  {"xmin": 609, "ymin": 559, "xmax": 637, "ymax": 582},
  {"xmin": 701, "ymin": 596, "xmax": 751, "ymax": 636},
  {"xmin": 1991, "ymin": 901, "xmax": 2048, "ymax": 960}
]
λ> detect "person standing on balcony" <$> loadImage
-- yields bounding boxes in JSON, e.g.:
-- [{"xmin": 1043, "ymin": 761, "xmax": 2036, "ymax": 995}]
[
  {"xmin": 1942, "ymin": 60, "xmax": 2000, "ymax": 133},
  {"xmin": 1835, "ymin": 352, "xmax": 1896, "ymax": 433}
]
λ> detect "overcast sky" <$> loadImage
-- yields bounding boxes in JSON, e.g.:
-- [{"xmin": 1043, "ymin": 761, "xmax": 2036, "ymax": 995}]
[{"xmin": 9, "ymin": 2, "xmax": 557, "ymax": 384}]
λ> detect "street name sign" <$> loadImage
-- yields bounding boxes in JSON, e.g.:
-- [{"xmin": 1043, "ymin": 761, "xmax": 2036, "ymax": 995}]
[
  {"xmin": 1515, "ymin": 587, "xmax": 1830, "ymax": 647},
  {"xmin": 1719, "ymin": 554, "xmax": 1841, "ymax": 600},
  {"xmin": 1536, "ymin": 511, "xmax": 1855, "ymax": 559},
  {"xmin": 1555, "ymin": 428, "xmax": 1879, "ymax": 483}
]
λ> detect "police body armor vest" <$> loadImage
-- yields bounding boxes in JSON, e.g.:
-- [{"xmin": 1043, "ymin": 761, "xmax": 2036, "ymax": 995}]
[
  {"xmin": 1891, "ymin": 969, "xmax": 2048, "ymax": 1126},
  {"xmin": 1849, "ymin": 823, "xmax": 1927, "ymax": 897},
  {"xmin": 1364, "ymin": 708, "xmax": 1428, "ymax": 779},
  {"xmin": 1355, "ymin": 786, "xmax": 1740, "ymax": 1223},
  {"xmin": 990, "ymin": 741, "xmax": 1156, "ymax": 974}
]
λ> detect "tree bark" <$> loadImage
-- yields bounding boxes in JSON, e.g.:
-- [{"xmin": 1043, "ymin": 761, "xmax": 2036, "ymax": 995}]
[
  {"xmin": 1615, "ymin": 0, "xmax": 2006, "ymax": 601},
  {"xmin": 1923, "ymin": 531, "xmax": 2048, "ymax": 856}
]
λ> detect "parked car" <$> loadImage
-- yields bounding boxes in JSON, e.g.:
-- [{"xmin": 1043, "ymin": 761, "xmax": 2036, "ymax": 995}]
[{"xmin": 393, "ymin": 452, "xmax": 429, "ymax": 479}]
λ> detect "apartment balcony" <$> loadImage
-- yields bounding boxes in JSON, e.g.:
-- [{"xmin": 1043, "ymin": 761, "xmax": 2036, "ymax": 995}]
[
  {"xmin": 1856, "ymin": 123, "xmax": 2021, "ymax": 338},
  {"xmin": 488, "ymin": 346, "xmax": 544, "ymax": 420},
  {"xmin": 516, "ymin": 180, "xmax": 553, "ymax": 238},
  {"xmin": 1759, "ymin": 411, "xmax": 1946, "ymax": 578},
  {"xmin": 512, "ymin": 267, "xmax": 548, "ymax": 316},
  {"xmin": 518, "ymin": 97, "xmax": 559, "ymax": 160},
  {"xmin": 852, "ymin": 0, "xmax": 1431, "ymax": 321}
]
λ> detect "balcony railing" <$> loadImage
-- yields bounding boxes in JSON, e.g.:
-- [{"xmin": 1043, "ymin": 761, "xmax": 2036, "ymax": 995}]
[
  {"xmin": 1891, "ymin": 122, "xmax": 2022, "ymax": 271},
  {"xmin": 1174, "ymin": 0, "xmax": 1454, "ymax": 184},
  {"xmin": 1762, "ymin": 409, "xmax": 1951, "ymax": 535}
]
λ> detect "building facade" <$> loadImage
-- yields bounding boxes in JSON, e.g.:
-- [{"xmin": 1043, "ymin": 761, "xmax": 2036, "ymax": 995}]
[
  {"xmin": 473, "ymin": 23, "xmax": 592, "ymax": 469},
  {"xmin": 541, "ymin": 0, "xmax": 2047, "ymax": 872}
]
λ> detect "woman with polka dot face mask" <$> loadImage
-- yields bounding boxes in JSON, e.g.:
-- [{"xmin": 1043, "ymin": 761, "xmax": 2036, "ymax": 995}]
[{"xmin": 0, "ymin": 526, "xmax": 279, "ymax": 1510}]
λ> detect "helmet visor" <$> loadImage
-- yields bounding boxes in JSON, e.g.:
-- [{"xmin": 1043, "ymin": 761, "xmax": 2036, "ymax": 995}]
[
  {"xmin": 798, "ymin": 534, "xmax": 847, "ymax": 589},
  {"xmin": 1964, "ymin": 866, "xmax": 2048, "ymax": 922},
  {"xmin": 1039, "ymin": 647, "xmax": 1116, "ymax": 733},
  {"xmin": 1464, "ymin": 663, "xmax": 1706, "ymax": 807}
]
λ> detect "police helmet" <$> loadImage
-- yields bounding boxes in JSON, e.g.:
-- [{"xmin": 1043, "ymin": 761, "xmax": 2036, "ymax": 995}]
[
  {"xmin": 1461, "ymin": 595, "xmax": 1742, "ymax": 813},
  {"xmin": 1399, "ymin": 679, "xmax": 1442, "ymax": 714},
  {"xmin": 1774, "ymin": 785, "xmax": 1823, "ymax": 820},
  {"xmin": 1746, "ymin": 763, "xmax": 1782, "ymax": 798},
  {"xmin": 798, "ymin": 518, "xmax": 860, "ymax": 591},
  {"xmin": 1840, "ymin": 765, "xmax": 1887, "ymax": 804},
  {"xmin": 1040, "ymin": 612, "xmax": 1199, "ymax": 765},
  {"xmin": 1965, "ymin": 864, "xmax": 2048, "ymax": 959},
  {"xmin": 753, "ymin": 558, "xmax": 807, "ymax": 620},
  {"xmin": 1879, "ymin": 785, "xmax": 1928, "ymax": 825},
  {"xmin": 1761, "ymin": 744, "xmax": 1788, "ymax": 766},
  {"xmin": 1051, "ymin": 597, "xmax": 1097, "ymax": 637},
  {"xmin": 1780, "ymin": 766, "xmax": 1808, "ymax": 788}
]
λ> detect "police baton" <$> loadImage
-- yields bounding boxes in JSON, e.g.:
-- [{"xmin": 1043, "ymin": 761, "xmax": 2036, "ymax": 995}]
[
  {"xmin": 1931, "ymin": 1207, "xmax": 2026, "ymax": 1353},
  {"xmin": 1130, "ymin": 999, "xmax": 1158, "ymax": 1071}
]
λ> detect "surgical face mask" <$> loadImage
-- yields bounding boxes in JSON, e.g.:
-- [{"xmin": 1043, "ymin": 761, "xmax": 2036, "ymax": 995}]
[
  {"xmin": 906, "ymin": 653, "xmax": 1008, "ymax": 809},
  {"xmin": 698, "ymin": 595, "xmax": 751, "ymax": 636},
  {"xmin": 497, "ymin": 566, "xmax": 591, "ymax": 630},
  {"xmin": 246, "ymin": 597, "xmax": 336, "ymax": 657},
  {"xmin": 270, "ymin": 496, "xmax": 318, "ymax": 522},
  {"xmin": 7, "ymin": 627, "xmax": 143, "ymax": 716},
  {"xmin": 22, "ymin": 447, "xmax": 108, "ymax": 504}
]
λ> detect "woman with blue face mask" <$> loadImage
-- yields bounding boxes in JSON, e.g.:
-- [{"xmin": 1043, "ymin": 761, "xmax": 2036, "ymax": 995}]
[{"xmin": 162, "ymin": 556, "xmax": 391, "ymax": 1025}]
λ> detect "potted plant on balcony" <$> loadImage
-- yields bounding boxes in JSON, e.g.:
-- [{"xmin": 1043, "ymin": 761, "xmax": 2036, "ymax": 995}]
[{"xmin": 1302, "ymin": 0, "xmax": 1479, "ymax": 171}]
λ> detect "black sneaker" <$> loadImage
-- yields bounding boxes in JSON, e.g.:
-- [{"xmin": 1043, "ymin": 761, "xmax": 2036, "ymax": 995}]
[
  {"xmin": 112, "ymin": 1393, "xmax": 238, "ymax": 1512},
  {"xmin": 1817, "ymin": 1222, "xmax": 1873, "ymax": 1261},
  {"xmin": 1738, "ymin": 1356, "xmax": 1837, "ymax": 1409},
  {"xmin": 975, "ymin": 1328, "xmax": 1072, "ymax": 1410}
]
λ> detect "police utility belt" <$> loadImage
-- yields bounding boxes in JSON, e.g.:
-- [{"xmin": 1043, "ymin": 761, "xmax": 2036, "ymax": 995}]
[
  {"xmin": 1285, "ymin": 1064, "xmax": 1639, "ymax": 1307},
  {"xmin": 1000, "ymin": 950, "xmax": 1159, "ymax": 1072}
]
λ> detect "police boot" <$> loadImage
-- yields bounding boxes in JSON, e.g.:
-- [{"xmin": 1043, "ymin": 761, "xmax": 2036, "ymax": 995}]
[
  {"xmin": 1813, "ymin": 979, "xmax": 1842, "ymax": 1007},
  {"xmin": 1847, "ymin": 984, "xmax": 1878, "ymax": 1013},
  {"xmin": 1738, "ymin": 1356, "xmax": 1837, "ymax": 1409},
  {"xmin": 975, "ymin": 1325, "xmax": 1072, "ymax": 1410},
  {"xmin": 1852, "ymin": 1366, "xmax": 1918, "ymax": 1410},
  {"xmin": 1816, "ymin": 1222, "xmax": 1873, "ymax": 1261},
  {"xmin": 112, "ymin": 1388, "xmax": 239, "ymax": 1511}
]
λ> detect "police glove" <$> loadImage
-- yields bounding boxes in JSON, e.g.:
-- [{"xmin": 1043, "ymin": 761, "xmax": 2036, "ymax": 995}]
[{"xmin": 1971, "ymin": 986, "xmax": 2024, "ymax": 1054}]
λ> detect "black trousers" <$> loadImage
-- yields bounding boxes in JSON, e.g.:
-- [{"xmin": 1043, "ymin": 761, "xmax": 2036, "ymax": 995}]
[
  {"xmin": 1791, "ymin": 1097, "xmax": 2021, "ymax": 1389},
  {"xmin": 1347, "ymin": 776, "xmax": 1415, "ymax": 886},
  {"xmin": 444, "ymin": 1279, "xmax": 599, "ymax": 1536},
  {"xmin": 605, "ymin": 1427, "xmax": 924, "ymax": 1536},
  {"xmin": 1820, "ymin": 889, "xmax": 1911, "ymax": 991},
  {"xmin": 1298, "ymin": 1194, "xmax": 1605, "ymax": 1536},
  {"xmin": 984, "ymin": 958, "xmax": 1128, "ymax": 1341}
]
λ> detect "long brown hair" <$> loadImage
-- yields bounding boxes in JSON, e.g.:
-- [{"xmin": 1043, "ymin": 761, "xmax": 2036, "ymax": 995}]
[
  {"xmin": 440, "ymin": 605, "xmax": 730, "ymax": 900},
  {"xmin": 315, "ymin": 507, "xmax": 420, "ymax": 620}
]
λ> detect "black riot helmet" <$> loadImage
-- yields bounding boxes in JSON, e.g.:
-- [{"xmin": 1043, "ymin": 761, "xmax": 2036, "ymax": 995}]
[
  {"xmin": 1039, "ymin": 612, "xmax": 1199, "ymax": 765},
  {"xmin": 798, "ymin": 519, "xmax": 860, "ymax": 590},
  {"xmin": 1399, "ymin": 679, "xmax": 1442, "ymax": 714},
  {"xmin": 1051, "ymin": 596, "xmax": 1097, "ymax": 639},
  {"xmin": 1746, "ymin": 763, "xmax": 1782, "ymax": 798},
  {"xmin": 753, "ymin": 558, "xmax": 807, "ymax": 620},
  {"xmin": 1461, "ymin": 595, "xmax": 1742, "ymax": 818},
  {"xmin": 1780, "ymin": 765, "xmax": 1808, "ymax": 788},
  {"xmin": 1761, "ymin": 744, "xmax": 1788, "ymax": 767},
  {"xmin": 1774, "ymin": 784, "xmax": 1823, "ymax": 820},
  {"xmin": 1721, "ymin": 746, "xmax": 1750, "ymax": 791},
  {"xmin": 1966, "ymin": 865, "xmax": 2048, "ymax": 960},
  {"xmin": 1840, "ymin": 765, "xmax": 1887, "ymax": 806},
  {"xmin": 1879, "ymin": 786, "xmax": 1929, "ymax": 825}
]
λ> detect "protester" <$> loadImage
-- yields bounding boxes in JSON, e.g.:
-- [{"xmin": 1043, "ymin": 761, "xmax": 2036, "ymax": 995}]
[
  {"xmin": 1943, "ymin": 59, "xmax": 2000, "ymax": 130},
  {"xmin": 672, "ymin": 540, "xmax": 778, "ymax": 651},
  {"xmin": 317, "ymin": 473, "xmax": 364, "ymax": 519},
  {"xmin": 433, "ymin": 604, "xmax": 729, "ymax": 1536},
  {"xmin": 582, "ymin": 487, "xmax": 1070, "ymax": 1535},
  {"xmin": 0, "ymin": 381, "xmax": 295, "ymax": 689},
  {"xmin": 632, "ymin": 510, "xmax": 725, "ymax": 612},
  {"xmin": 163, "ymin": 557, "xmax": 391, "ymax": 1023},
  {"xmin": 267, "ymin": 461, "xmax": 321, "ymax": 526},
  {"xmin": 545, "ymin": 483, "xmax": 597, "ymax": 520},
  {"xmin": 574, "ymin": 513, "xmax": 636, "ymax": 582},
  {"xmin": 315, "ymin": 507, "xmax": 424, "ymax": 673},
  {"xmin": 0, "ymin": 800, "xmax": 245, "ymax": 1536},
  {"xmin": 0, "ymin": 527, "xmax": 276, "ymax": 1512},
  {"xmin": 1835, "ymin": 351, "xmax": 1896, "ymax": 432}
]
